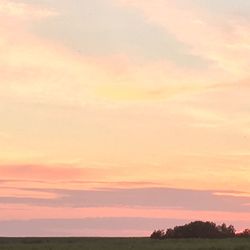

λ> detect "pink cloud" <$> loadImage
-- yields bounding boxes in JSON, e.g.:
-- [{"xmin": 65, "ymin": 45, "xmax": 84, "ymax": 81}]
[
  {"xmin": 0, "ymin": 164, "xmax": 107, "ymax": 181},
  {"xmin": 2, "ymin": 204, "xmax": 250, "ymax": 222}
]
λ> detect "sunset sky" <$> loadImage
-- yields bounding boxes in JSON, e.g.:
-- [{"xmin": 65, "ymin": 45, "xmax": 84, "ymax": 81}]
[{"xmin": 1, "ymin": 0, "xmax": 250, "ymax": 236}]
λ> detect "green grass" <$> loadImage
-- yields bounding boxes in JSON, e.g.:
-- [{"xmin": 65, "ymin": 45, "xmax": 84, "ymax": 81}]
[{"xmin": 0, "ymin": 237, "xmax": 250, "ymax": 250}]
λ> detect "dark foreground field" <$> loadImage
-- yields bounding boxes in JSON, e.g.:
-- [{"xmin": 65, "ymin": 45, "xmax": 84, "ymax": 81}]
[{"xmin": 1, "ymin": 237, "xmax": 250, "ymax": 250}]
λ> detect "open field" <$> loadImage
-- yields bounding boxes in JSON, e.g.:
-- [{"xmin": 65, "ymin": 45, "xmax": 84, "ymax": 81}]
[{"xmin": 0, "ymin": 237, "xmax": 250, "ymax": 250}]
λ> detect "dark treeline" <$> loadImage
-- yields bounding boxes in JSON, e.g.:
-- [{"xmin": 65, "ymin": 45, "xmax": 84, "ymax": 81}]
[{"xmin": 150, "ymin": 221, "xmax": 250, "ymax": 239}]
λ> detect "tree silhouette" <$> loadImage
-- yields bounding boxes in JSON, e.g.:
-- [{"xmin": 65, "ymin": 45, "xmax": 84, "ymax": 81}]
[
  {"xmin": 150, "ymin": 230, "xmax": 165, "ymax": 239},
  {"xmin": 150, "ymin": 221, "xmax": 236, "ymax": 239},
  {"xmin": 238, "ymin": 229, "xmax": 250, "ymax": 238}
]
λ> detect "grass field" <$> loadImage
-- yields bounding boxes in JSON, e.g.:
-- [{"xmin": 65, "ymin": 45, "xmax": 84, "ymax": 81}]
[{"xmin": 0, "ymin": 237, "xmax": 250, "ymax": 250}]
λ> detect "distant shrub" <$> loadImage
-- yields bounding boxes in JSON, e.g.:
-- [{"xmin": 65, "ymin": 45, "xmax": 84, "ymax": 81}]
[
  {"xmin": 150, "ymin": 230, "xmax": 165, "ymax": 239},
  {"xmin": 237, "ymin": 229, "xmax": 250, "ymax": 238},
  {"xmin": 151, "ymin": 221, "xmax": 237, "ymax": 239}
]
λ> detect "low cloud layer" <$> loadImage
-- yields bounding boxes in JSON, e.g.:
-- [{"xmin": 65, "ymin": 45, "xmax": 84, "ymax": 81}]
[
  {"xmin": 1, "ymin": 217, "xmax": 250, "ymax": 237},
  {"xmin": 1, "ymin": 184, "xmax": 250, "ymax": 212}
]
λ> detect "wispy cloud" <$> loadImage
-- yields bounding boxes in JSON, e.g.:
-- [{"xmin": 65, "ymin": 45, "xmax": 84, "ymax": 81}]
[
  {"xmin": 118, "ymin": 0, "xmax": 250, "ymax": 80},
  {"xmin": 0, "ymin": 1, "xmax": 239, "ymax": 106},
  {"xmin": 0, "ymin": 0, "xmax": 58, "ymax": 19}
]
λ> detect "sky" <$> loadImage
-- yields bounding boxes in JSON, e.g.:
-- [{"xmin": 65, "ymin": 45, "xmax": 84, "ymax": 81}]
[{"xmin": 0, "ymin": 0, "xmax": 250, "ymax": 236}]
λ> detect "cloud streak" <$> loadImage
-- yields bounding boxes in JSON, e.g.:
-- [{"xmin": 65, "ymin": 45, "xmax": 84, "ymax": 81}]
[{"xmin": 1, "ymin": 185, "xmax": 250, "ymax": 213}]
